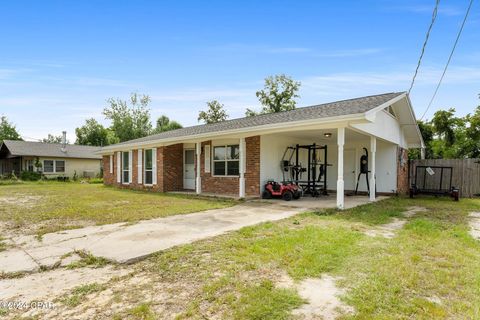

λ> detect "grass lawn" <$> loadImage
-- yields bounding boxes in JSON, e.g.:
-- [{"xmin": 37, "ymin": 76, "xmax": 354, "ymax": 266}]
[
  {"xmin": 0, "ymin": 181, "xmax": 235, "ymax": 237},
  {"xmin": 51, "ymin": 196, "xmax": 478, "ymax": 320},
  {"xmin": 5, "ymin": 196, "xmax": 480, "ymax": 319}
]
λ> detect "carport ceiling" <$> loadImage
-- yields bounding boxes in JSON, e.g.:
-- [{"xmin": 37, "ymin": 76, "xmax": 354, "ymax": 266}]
[{"xmin": 275, "ymin": 129, "xmax": 368, "ymax": 142}]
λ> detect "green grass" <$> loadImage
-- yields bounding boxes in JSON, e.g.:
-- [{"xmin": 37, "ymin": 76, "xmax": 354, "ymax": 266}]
[
  {"xmin": 61, "ymin": 283, "xmax": 106, "ymax": 307},
  {"xmin": 140, "ymin": 197, "xmax": 480, "ymax": 319},
  {"xmin": 65, "ymin": 251, "xmax": 111, "ymax": 269},
  {"xmin": 0, "ymin": 181, "xmax": 234, "ymax": 236},
  {"xmin": 28, "ymin": 196, "xmax": 480, "ymax": 319}
]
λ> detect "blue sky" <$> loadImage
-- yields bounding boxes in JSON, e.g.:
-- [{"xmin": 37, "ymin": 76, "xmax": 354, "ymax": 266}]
[{"xmin": 1, "ymin": 0, "xmax": 479, "ymax": 142}]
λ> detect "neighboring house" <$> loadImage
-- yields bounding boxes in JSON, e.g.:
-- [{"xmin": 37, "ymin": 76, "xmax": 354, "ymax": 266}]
[
  {"xmin": 99, "ymin": 92, "xmax": 424, "ymax": 209},
  {"xmin": 0, "ymin": 139, "xmax": 102, "ymax": 178}
]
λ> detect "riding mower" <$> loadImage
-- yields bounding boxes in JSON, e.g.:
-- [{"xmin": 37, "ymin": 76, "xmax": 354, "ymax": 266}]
[{"xmin": 262, "ymin": 181, "xmax": 302, "ymax": 201}]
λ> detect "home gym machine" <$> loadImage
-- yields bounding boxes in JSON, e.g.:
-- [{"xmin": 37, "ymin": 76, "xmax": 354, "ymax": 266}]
[
  {"xmin": 281, "ymin": 143, "xmax": 331, "ymax": 197},
  {"xmin": 354, "ymin": 147, "xmax": 375, "ymax": 196}
]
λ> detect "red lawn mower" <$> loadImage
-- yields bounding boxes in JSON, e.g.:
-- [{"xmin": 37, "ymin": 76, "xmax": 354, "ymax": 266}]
[{"xmin": 262, "ymin": 181, "xmax": 302, "ymax": 201}]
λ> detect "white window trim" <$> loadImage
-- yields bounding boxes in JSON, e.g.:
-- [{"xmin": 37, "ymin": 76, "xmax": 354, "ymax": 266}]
[
  {"xmin": 121, "ymin": 151, "xmax": 131, "ymax": 184},
  {"xmin": 143, "ymin": 149, "xmax": 154, "ymax": 186},
  {"xmin": 43, "ymin": 159, "xmax": 66, "ymax": 174},
  {"xmin": 109, "ymin": 155, "xmax": 113, "ymax": 174},
  {"xmin": 212, "ymin": 144, "xmax": 240, "ymax": 178},
  {"xmin": 137, "ymin": 149, "xmax": 143, "ymax": 184}
]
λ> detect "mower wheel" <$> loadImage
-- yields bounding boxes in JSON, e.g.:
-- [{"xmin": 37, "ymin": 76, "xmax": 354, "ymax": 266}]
[
  {"xmin": 262, "ymin": 190, "xmax": 272, "ymax": 199},
  {"xmin": 282, "ymin": 191, "xmax": 293, "ymax": 201},
  {"xmin": 293, "ymin": 191, "xmax": 301, "ymax": 200}
]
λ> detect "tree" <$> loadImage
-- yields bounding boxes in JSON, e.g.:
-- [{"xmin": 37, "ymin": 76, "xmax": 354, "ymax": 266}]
[
  {"xmin": 155, "ymin": 115, "xmax": 183, "ymax": 133},
  {"xmin": 103, "ymin": 93, "xmax": 153, "ymax": 142},
  {"xmin": 246, "ymin": 74, "xmax": 301, "ymax": 116},
  {"xmin": 198, "ymin": 100, "xmax": 229, "ymax": 124},
  {"xmin": 42, "ymin": 134, "xmax": 67, "ymax": 144},
  {"xmin": 75, "ymin": 118, "xmax": 118, "ymax": 146},
  {"xmin": 0, "ymin": 116, "xmax": 22, "ymax": 143}
]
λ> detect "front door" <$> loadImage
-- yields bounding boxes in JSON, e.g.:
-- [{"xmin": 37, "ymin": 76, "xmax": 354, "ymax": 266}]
[
  {"xmin": 183, "ymin": 149, "xmax": 195, "ymax": 190},
  {"xmin": 344, "ymin": 149, "xmax": 356, "ymax": 191}
]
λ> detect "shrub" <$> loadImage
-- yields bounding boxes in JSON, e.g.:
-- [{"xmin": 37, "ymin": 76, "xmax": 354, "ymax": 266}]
[{"xmin": 20, "ymin": 171, "xmax": 42, "ymax": 181}]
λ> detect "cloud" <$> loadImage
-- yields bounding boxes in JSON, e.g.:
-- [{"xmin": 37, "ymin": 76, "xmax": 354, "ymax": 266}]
[
  {"xmin": 205, "ymin": 44, "xmax": 382, "ymax": 58},
  {"xmin": 387, "ymin": 4, "xmax": 464, "ymax": 16}
]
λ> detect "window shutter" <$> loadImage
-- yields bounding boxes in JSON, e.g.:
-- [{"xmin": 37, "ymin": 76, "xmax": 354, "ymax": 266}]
[
  {"xmin": 128, "ymin": 151, "xmax": 133, "ymax": 183},
  {"xmin": 152, "ymin": 148, "xmax": 157, "ymax": 185},
  {"xmin": 137, "ymin": 149, "xmax": 143, "ymax": 184},
  {"xmin": 204, "ymin": 145, "xmax": 211, "ymax": 173},
  {"xmin": 116, "ymin": 152, "xmax": 121, "ymax": 183},
  {"xmin": 109, "ymin": 155, "xmax": 113, "ymax": 174}
]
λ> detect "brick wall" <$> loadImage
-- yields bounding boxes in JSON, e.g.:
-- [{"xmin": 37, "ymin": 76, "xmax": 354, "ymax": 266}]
[
  {"xmin": 397, "ymin": 147, "xmax": 409, "ymax": 195},
  {"xmin": 201, "ymin": 141, "xmax": 239, "ymax": 196},
  {"xmin": 163, "ymin": 144, "xmax": 184, "ymax": 191},
  {"xmin": 103, "ymin": 155, "xmax": 115, "ymax": 185},
  {"xmin": 245, "ymin": 136, "xmax": 260, "ymax": 196},
  {"xmin": 102, "ymin": 137, "xmax": 261, "ymax": 197}
]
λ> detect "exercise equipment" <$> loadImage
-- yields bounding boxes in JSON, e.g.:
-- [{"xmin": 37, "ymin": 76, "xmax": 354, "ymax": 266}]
[
  {"xmin": 410, "ymin": 166, "xmax": 459, "ymax": 201},
  {"xmin": 281, "ymin": 143, "xmax": 332, "ymax": 197},
  {"xmin": 355, "ymin": 148, "xmax": 370, "ymax": 195}
]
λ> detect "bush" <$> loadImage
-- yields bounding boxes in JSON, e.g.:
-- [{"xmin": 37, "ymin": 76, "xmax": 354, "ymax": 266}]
[
  {"xmin": 20, "ymin": 171, "xmax": 42, "ymax": 181},
  {"xmin": 88, "ymin": 178, "xmax": 104, "ymax": 184}
]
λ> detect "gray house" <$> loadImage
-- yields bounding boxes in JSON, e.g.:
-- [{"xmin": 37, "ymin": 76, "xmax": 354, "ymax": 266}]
[{"xmin": 0, "ymin": 140, "xmax": 102, "ymax": 178}]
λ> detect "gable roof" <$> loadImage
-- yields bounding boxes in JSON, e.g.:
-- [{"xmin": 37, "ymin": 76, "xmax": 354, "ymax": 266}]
[
  {"xmin": 0, "ymin": 140, "xmax": 102, "ymax": 159},
  {"xmin": 107, "ymin": 92, "xmax": 404, "ymax": 149}
]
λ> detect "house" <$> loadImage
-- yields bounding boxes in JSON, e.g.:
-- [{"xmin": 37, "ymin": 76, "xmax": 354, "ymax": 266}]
[
  {"xmin": 99, "ymin": 92, "xmax": 424, "ymax": 209},
  {"xmin": 0, "ymin": 137, "xmax": 102, "ymax": 178}
]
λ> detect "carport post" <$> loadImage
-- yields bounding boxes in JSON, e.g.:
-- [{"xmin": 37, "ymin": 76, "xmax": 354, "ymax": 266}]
[
  {"xmin": 337, "ymin": 127, "xmax": 345, "ymax": 209},
  {"xmin": 369, "ymin": 136, "xmax": 376, "ymax": 201},
  {"xmin": 239, "ymin": 137, "xmax": 246, "ymax": 198},
  {"xmin": 196, "ymin": 142, "xmax": 202, "ymax": 194}
]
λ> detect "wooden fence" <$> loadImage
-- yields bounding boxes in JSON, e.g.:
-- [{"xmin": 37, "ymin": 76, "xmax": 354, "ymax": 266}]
[{"xmin": 410, "ymin": 159, "xmax": 480, "ymax": 197}]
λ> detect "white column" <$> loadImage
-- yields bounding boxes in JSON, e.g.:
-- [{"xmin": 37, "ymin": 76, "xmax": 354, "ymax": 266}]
[
  {"xmin": 196, "ymin": 142, "xmax": 202, "ymax": 194},
  {"xmin": 370, "ymin": 136, "xmax": 376, "ymax": 201},
  {"xmin": 239, "ymin": 137, "xmax": 246, "ymax": 198},
  {"xmin": 420, "ymin": 147, "xmax": 425, "ymax": 159},
  {"xmin": 337, "ymin": 127, "xmax": 345, "ymax": 209}
]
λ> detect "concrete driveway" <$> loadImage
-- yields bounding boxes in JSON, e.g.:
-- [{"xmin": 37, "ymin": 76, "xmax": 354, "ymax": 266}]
[{"xmin": 0, "ymin": 202, "xmax": 302, "ymax": 274}]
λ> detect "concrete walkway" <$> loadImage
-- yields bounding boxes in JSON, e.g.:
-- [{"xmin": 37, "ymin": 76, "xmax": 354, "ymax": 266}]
[{"xmin": 0, "ymin": 202, "xmax": 302, "ymax": 274}]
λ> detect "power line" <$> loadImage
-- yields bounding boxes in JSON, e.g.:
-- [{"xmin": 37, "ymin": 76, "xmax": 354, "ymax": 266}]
[
  {"xmin": 420, "ymin": 0, "xmax": 475, "ymax": 120},
  {"xmin": 408, "ymin": 0, "xmax": 440, "ymax": 95}
]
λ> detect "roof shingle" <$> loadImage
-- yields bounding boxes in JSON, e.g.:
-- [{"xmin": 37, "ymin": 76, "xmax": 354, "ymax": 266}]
[
  {"xmin": 111, "ymin": 92, "xmax": 404, "ymax": 147},
  {"xmin": 1, "ymin": 140, "xmax": 102, "ymax": 159}
]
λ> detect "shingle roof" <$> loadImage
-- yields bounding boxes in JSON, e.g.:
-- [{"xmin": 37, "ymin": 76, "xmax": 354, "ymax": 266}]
[
  {"xmin": 109, "ymin": 92, "xmax": 405, "ymax": 147},
  {"xmin": 1, "ymin": 140, "xmax": 102, "ymax": 159}
]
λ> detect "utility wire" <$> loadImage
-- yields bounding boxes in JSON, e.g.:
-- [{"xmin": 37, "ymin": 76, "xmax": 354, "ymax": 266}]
[
  {"xmin": 408, "ymin": 0, "xmax": 440, "ymax": 95},
  {"xmin": 419, "ymin": 0, "xmax": 475, "ymax": 120}
]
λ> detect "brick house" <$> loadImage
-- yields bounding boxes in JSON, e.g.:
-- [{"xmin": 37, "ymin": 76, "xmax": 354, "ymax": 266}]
[{"xmin": 99, "ymin": 92, "xmax": 424, "ymax": 209}]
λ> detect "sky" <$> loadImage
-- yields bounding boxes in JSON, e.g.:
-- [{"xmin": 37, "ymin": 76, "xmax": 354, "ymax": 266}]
[{"xmin": 1, "ymin": 0, "xmax": 479, "ymax": 142}]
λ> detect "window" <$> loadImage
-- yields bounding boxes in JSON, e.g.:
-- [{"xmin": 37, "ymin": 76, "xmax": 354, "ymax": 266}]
[
  {"xmin": 26, "ymin": 160, "xmax": 34, "ymax": 172},
  {"xmin": 43, "ymin": 160, "xmax": 66, "ymax": 173},
  {"xmin": 55, "ymin": 160, "xmax": 65, "ymax": 173},
  {"xmin": 144, "ymin": 149, "xmax": 153, "ymax": 184},
  {"xmin": 44, "ymin": 160, "xmax": 54, "ymax": 173},
  {"xmin": 122, "ymin": 152, "xmax": 130, "ymax": 183},
  {"xmin": 213, "ymin": 145, "xmax": 239, "ymax": 176}
]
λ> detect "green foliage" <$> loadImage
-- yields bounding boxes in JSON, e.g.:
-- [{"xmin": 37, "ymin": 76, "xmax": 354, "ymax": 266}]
[
  {"xmin": 20, "ymin": 171, "xmax": 41, "ymax": 181},
  {"xmin": 0, "ymin": 116, "xmax": 22, "ymax": 143},
  {"xmin": 246, "ymin": 74, "xmax": 301, "ymax": 116},
  {"xmin": 127, "ymin": 303, "xmax": 156, "ymax": 320},
  {"xmin": 42, "ymin": 134, "xmax": 67, "ymax": 144},
  {"xmin": 75, "ymin": 118, "xmax": 118, "ymax": 146},
  {"xmin": 154, "ymin": 115, "xmax": 182, "ymax": 133},
  {"xmin": 198, "ymin": 100, "xmax": 229, "ymax": 124},
  {"xmin": 103, "ymin": 93, "xmax": 153, "ymax": 142},
  {"xmin": 412, "ymin": 99, "xmax": 480, "ymax": 159}
]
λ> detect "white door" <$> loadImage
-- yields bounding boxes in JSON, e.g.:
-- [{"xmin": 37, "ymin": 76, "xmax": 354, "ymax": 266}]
[
  {"xmin": 344, "ymin": 149, "xmax": 356, "ymax": 191},
  {"xmin": 183, "ymin": 149, "xmax": 195, "ymax": 190}
]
